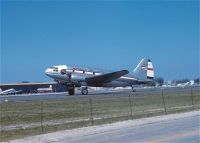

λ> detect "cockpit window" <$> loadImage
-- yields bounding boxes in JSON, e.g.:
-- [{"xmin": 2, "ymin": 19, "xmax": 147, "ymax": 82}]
[
  {"xmin": 50, "ymin": 67, "xmax": 58, "ymax": 72},
  {"xmin": 50, "ymin": 67, "xmax": 58, "ymax": 69}
]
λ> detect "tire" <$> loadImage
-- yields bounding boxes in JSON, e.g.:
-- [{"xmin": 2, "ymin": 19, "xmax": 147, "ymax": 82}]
[
  {"xmin": 81, "ymin": 89, "xmax": 88, "ymax": 95},
  {"xmin": 68, "ymin": 88, "xmax": 75, "ymax": 95}
]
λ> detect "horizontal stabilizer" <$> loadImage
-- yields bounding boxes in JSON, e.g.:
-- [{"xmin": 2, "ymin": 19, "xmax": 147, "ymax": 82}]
[{"xmin": 85, "ymin": 70, "xmax": 129, "ymax": 86}]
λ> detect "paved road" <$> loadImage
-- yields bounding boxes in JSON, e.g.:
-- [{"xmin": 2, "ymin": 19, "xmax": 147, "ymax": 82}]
[
  {"xmin": 65, "ymin": 111, "xmax": 200, "ymax": 143},
  {"xmin": 5, "ymin": 111, "xmax": 200, "ymax": 143}
]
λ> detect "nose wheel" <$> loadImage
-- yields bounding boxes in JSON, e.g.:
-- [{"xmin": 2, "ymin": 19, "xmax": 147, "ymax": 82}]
[{"xmin": 81, "ymin": 87, "xmax": 88, "ymax": 95}]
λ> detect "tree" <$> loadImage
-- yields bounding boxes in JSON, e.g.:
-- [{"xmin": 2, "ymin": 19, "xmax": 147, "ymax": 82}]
[{"xmin": 194, "ymin": 78, "xmax": 200, "ymax": 84}]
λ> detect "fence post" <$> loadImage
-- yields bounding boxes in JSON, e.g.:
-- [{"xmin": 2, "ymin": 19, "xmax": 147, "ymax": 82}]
[
  {"xmin": 89, "ymin": 98, "xmax": 93, "ymax": 126},
  {"xmin": 41, "ymin": 101, "xmax": 44, "ymax": 133},
  {"xmin": 128, "ymin": 94, "xmax": 133, "ymax": 120},
  {"xmin": 190, "ymin": 87, "xmax": 194, "ymax": 109},
  {"xmin": 161, "ymin": 89, "xmax": 167, "ymax": 114},
  {"xmin": 4, "ymin": 99, "xmax": 9, "ymax": 121}
]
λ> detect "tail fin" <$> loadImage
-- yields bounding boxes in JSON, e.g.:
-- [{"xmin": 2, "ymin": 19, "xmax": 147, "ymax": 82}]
[{"xmin": 133, "ymin": 58, "xmax": 154, "ymax": 80}]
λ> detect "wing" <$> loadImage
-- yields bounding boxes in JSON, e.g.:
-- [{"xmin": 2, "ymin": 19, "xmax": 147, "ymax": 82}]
[{"xmin": 85, "ymin": 70, "xmax": 129, "ymax": 86}]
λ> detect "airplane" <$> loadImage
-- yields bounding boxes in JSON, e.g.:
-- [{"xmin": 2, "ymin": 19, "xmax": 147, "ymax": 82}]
[
  {"xmin": 45, "ymin": 58, "xmax": 154, "ymax": 95},
  {"xmin": 0, "ymin": 88, "xmax": 23, "ymax": 95},
  {"xmin": 0, "ymin": 82, "xmax": 62, "ymax": 94}
]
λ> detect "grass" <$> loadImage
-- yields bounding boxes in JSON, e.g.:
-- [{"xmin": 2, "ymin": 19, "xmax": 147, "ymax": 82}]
[{"xmin": 0, "ymin": 86, "xmax": 199, "ymax": 141}]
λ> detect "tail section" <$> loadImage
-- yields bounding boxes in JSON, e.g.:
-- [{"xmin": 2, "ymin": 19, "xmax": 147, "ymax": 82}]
[{"xmin": 133, "ymin": 58, "xmax": 154, "ymax": 80}]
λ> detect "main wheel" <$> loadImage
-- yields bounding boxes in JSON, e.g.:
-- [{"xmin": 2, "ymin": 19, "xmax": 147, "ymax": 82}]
[
  {"xmin": 68, "ymin": 88, "xmax": 75, "ymax": 95},
  {"xmin": 81, "ymin": 88, "xmax": 88, "ymax": 95}
]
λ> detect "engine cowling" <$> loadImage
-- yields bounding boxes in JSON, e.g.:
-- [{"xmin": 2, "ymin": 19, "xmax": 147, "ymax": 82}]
[
  {"xmin": 60, "ymin": 69, "xmax": 71, "ymax": 80},
  {"xmin": 61, "ymin": 69, "xmax": 67, "ymax": 75},
  {"xmin": 60, "ymin": 69, "xmax": 82, "ymax": 87}
]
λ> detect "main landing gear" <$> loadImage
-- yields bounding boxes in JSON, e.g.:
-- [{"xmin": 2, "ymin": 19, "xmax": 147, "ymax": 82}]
[
  {"xmin": 68, "ymin": 86, "xmax": 75, "ymax": 95},
  {"xmin": 67, "ymin": 86, "xmax": 88, "ymax": 96},
  {"xmin": 81, "ymin": 87, "xmax": 88, "ymax": 95}
]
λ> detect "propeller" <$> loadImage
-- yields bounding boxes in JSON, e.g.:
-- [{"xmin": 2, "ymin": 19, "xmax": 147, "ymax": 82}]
[
  {"xmin": 61, "ymin": 69, "xmax": 67, "ymax": 75},
  {"xmin": 61, "ymin": 69, "xmax": 71, "ymax": 80}
]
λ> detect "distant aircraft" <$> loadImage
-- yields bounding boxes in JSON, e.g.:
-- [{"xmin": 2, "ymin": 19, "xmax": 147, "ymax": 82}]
[
  {"xmin": 0, "ymin": 82, "xmax": 70, "ymax": 95},
  {"xmin": 45, "ymin": 58, "xmax": 154, "ymax": 95},
  {"xmin": 0, "ymin": 88, "xmax": 23, "ymax": 95}
]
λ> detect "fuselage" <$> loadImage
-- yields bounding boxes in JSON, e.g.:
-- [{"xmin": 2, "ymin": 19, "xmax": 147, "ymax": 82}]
[{"xmin": 45, "ymin": 65, "xmax": 137, "ymax": 87}]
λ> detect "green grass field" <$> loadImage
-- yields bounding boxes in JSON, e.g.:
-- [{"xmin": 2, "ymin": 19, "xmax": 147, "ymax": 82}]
[{"xmin": 0, "ymin": 86, "xmax": 199, "ymax": 141}]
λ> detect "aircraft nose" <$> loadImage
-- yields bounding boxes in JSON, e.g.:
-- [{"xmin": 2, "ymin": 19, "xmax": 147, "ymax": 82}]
[{"xmin": 45, "ymin": 68, "xmax": 51, "ymax": 75}]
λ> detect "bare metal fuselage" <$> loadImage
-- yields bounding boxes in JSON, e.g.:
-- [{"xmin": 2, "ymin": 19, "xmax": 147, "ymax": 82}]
[
  {"xmin": 45, "ymin": 58, "xmax": 154, "ymax": 95},
  {"xmin": 45, "ymin": 67, "xmax": 136, "ymax": 87}
]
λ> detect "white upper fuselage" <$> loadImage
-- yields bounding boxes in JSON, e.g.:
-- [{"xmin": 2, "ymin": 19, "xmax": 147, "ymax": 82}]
[
  {"xmin": 45, "ymin": 65, "xmax": 137, "ymax": 87},
  {"xmin": 44, "ymin": 59, "xmax": 154, "ymax": 95}
]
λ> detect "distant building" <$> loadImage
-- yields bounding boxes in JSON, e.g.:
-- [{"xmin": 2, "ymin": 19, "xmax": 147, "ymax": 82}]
[
  {"xmin": 190, "ymin": 80, "xmax": 194, "ymax": 85},
  {"xmin": 163, "ymin": 80, "xmax": 173, "ymax": 87}
]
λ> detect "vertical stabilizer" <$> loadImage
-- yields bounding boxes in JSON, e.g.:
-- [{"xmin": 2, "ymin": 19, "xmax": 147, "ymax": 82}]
[{"xmin": 133, "ymin": 58, "xmax": 154, "ymax": 80}]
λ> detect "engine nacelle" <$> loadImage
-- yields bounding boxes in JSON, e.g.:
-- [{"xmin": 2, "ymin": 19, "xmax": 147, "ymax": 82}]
[
  {"xmin": 61, "ymin": 69, "xmax": 67, "ymax": 75},
  {"xmin": 60, "ymin": 69, "xmax": 80, "ymax": 82},
  {"xmin": 60, "ymin": 69, "xmax": 71, "ymax": 80},
  {"xmin": 60, "ymin": 69, "xmax": 84, "ymax": 87}
]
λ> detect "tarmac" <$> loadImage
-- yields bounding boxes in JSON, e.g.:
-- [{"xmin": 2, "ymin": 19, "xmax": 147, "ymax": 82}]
[
  {"xmin": 1, "ymin": 86, "xmax": 197, "ymax": 103},
  {"xmin": 0, "ymin": 89, "xmax": 127, "ymax": 103}
]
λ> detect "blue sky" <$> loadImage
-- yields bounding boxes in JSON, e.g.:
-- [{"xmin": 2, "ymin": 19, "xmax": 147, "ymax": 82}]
[{"xmin": 1, "ymin": 1, "xmax": 199, "ymax": 83}]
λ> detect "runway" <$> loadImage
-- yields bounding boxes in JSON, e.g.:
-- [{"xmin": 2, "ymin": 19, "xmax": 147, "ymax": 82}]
[
  {"xmin": 5, "ymin": 110, "xmax": 200, "ymax": 143},
  {"xmin": 0, "ymin": 89, "xmax": 128, "ymax": 103},
  {"xmin": 1, "ymin": 86, "xmax": 198, "ymax": 103}
]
